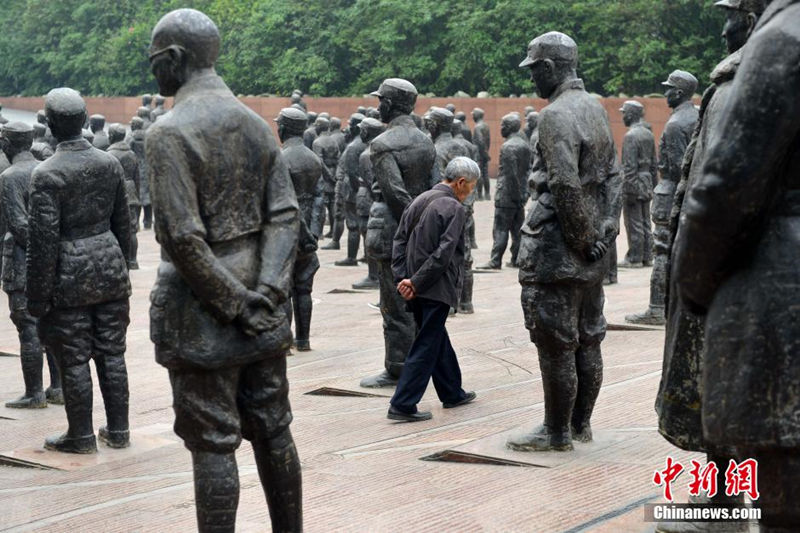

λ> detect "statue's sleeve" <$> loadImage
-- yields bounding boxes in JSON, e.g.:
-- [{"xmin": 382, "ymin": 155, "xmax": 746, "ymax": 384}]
[
  {"xmin": 539, "ymin": 109, "xmax": 596, "ymax": 255},
  {"xmin": 621, "ymin": 132, "xmax": 637, "ymax": 183},
  {"xmin": 25, "ymin": 169, "xmax": 60, "ymax": 313},
  {"xmin": 675, "ymin": 22, "xmax": 800, "ymax": 310},
  {"xmin": 147, "ymin": 127, "xmax": 248, "ymax": 323},
  {"xmin": 109, "ymin": 159, "xmax": 132, "ymax": 262},
  {"xmin": 256, "ymin": 147, "xmax": 300, "ymax": 305},
  {"xmin": 373, "ymin": 143, "xmax": 412, "ymax": 221},
  {"xmin": 2, "ymin": 173, "xmax": 29, "ymax": 248}
]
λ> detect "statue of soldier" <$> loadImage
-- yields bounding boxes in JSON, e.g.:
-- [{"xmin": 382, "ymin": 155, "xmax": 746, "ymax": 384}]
[
  {"xmin": 106, "ymin": 124, "xmax": 140, "ymax": 270},
  {"xmin": 332, "ymin": 114, "xmax": 368, "ymax": 267},
  {"xmin": 618, "ymin": 101, "xmax": 657, "ymax": 268},
  {"xmin": 128, "ymin": 117, "xmax": 147, "ymax": 230},
  {"xmin": 478, "ymin": 113, "xmax": 531, "ymax": 270},
  {"xmin": 135, "ymin": 107, "xmax": 154, "ymax": 230},
  {"xmin": 36, "ymin": 109, "xmax": 57, "ymax": 150},
  {"xmin": 352, "ymin": 118, "xmax": 384, "ymax": 290},
  {"xmin": 454, "ymin": 111, "xmax": 473, "ymax": 142},
  {"xmin": 27, "ymin": 88, "xmax": 132, "ymax": 454},
  {"xmin": 364, "ymin": 107, "xmax": 380, "ymax": 120},
  {"xmin": 146, "ymin": 9, "xmax": 302, "ymax": 532},
  {"xmin": 361, "ymin": 78, "xmax": 436, "ymax": 388},
  {"xmin": 150, "ymin": 94, "xmax": 167, "ymax": 122},
  {"xmin": 472, "ymin": 108, "xmax": 491, "ymax": 201},
  {"xmin": 510, "ymin": 32, "xmax": 622, "ymax": 452},
  {"xmin": 626, "ymin": 70, "xmax": 698, "ymax": 325},
  {"xmin": 31, "ymin": 123, "xmax": 54, "ymax": 161},
  {"xmin": 303, "ymin": 112, "xmax": 318, "ymax": 149},
  {"xmin": 313, "ymin": 117, "xmax": 342, "ymax": 247},
  {"xmin": 655, "ymin": 2, "xmax": 768, "ymax": 532},
  {"xmin": 330, "ymin": 117, "xmax": 346, "ymax": 152},
  {"xmin": 523, "ymin": 108, "xmax": 538, "ymax": 140},
  {"xmin": 90, "ymin": 114, "xmax": 109, "ymax": 151},
  {"xmin": 290, "ymin": 90, "xmax": 307, "ymax": 111},
  {"xmin": 1, "ymin": 122, "xmax": 62, "ymax": 409},
  {"xmin": 277, "ymin": 107, "xmax": 324, "ymax": 352},
  {"xmin": 142, "ymin": 93, "xmax": 153, "ymax": 110},
  {"xmin": 673, "ymin": 1, "xmax": 800, "ymax": 530},
  {"xmin": 137, "ymin": 105, "xmax": 153, "ymax": 131},
  {"xmin": 451, "ymin": 118, "xmax": 479, "ymax": 311},
  {"xmin": 344, "ymin": 112, "xmax": 364, "ymax": 144}
]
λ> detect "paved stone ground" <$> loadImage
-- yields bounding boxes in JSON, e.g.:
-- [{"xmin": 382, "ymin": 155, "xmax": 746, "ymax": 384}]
[{"xmin": 0, "ymin": 189, "xmax": 735, "ymax": 532}]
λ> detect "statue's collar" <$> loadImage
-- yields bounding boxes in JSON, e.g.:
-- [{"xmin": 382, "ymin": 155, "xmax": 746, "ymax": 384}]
[
  {"xmin": 282, "ymin": 136, "xmax": 304, "ymax": 147},
  {"xmin": 174, "ymin": 73, "xmax": 230, "ymax": 105},
  {"xmin": 388, "ymin": 114, "xmax": 415, "ymax": 129},
  {"xmin": 56, "ymin": 138, "xmax": 92, "ymax": 152},
  {"xmin": 711, "ymin": 49, "xmax": 742, "ymax": 85},
  {"xmin": 550, "ymin": 78, "xmax": 585, "ymax": 102}
]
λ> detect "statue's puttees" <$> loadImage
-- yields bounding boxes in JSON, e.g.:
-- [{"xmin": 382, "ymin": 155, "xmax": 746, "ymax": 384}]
[
  {"xmin": 1, "ymin": 122, "xmax": 62, "ymax": 409},
  {"xmin": 626, "ymin": 69, "xmax": 698, "ymax": 325},
  {"xmin": 618, "ymin": 101, "xmax": 657, "ymax": 269},
  {"xmin": 361, "ymin": 78, "xmax": 436, "ymax": 388},
  {"xmin": 27, "ymin": 88, "xmax": 132, "ymax": 454},
  {"xmin": 352, "ymin": 117, "xmax": 384, "ymax": 290},
  {"xmin": 478, "ymin": 113, "xmax": 531, "ymax": 270},
  {"xmin": 471, "ymin": 107, "xmax": 491, "ymax": 201},
  {"xmin": 655, "ymin": 2, "xmax": 770, "ymax": 532},
  {"xmin": 106, "ymin": 124, "xmax": 140, "ymax": 270},
  {"xmin": 332, "ymin": 114, "xmax": 368, "ymax": 267},
  {"xmin": 89, "ymin": 114, "xmax": 109, "ymax": 151},
  {"xmin": 277, "ymin": 107, "xmax": 324, "ymax": 352},
  {"xmin": 146, "ymin": 9, "xmax": 302, "ymax": 532},
  {"xmin": 510, "ymin": 32, "xmax": 621, "ymax": 452}
]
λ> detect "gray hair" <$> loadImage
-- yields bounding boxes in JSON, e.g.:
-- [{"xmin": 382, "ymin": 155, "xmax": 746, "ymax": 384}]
[{"xmin": 444, "ymin": 156, "xmax": 480, "ymax": 183}]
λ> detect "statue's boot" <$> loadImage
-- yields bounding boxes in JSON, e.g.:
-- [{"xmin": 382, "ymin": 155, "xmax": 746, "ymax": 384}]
[
  {"xmin": 44, "ymin": 363, "xmax": 97, "ymax": 454},
  {"xmin": 45, "ymin": 350, "xmax": 64, "ymax": 405},
  {"xmin": 321, "ymin": 240, "xmax": 340, "ymax": 250},
  {"xmin": 507, "ymin": 348, "xmax": 576, "ymax": 452},
  {"xmin": 352, "ymin": 259, "xmax": 379, "ymax": 290},
  {"xmin": 625, "ymin": 306, "xmax": 666, "ymax": 326},
  {"xmin": 333, "ymin": 230, "xmax": 360, "ymax": 266},
  {"xmin": 6, "ymin": 333, "xmax": 47, "ymax": 408},
  {"xmin": 96, "ymin": 354, "xmax": 130, "ymax": 449},
  {"xmin": 293, "ymin": 293, "xmax": 313, "ymax": 352},
  {"xmin": 458, "ymin": 268, "xmax": 474, "ymax": 314},
  {"xmin": 128, "ymin": 232, "xmax": 139, "ymax": 270},
  {"xmin": 571, "ymin": 343, "xmax": 603, "ymax": 443},
  {"xmin": 192, "ymin": 451, "xmax": 239, "ymax": 533},
  {"xmin": 253, "ymin": 428, "xmax": 303, "ymax": 533},
  {"xmin": 360, "ymin": 370, "xmax": 398, "ymax": 388}
]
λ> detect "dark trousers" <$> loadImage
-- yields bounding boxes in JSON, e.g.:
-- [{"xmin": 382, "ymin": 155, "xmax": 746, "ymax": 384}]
[
  {"xmin": 390, "ymin": 298, "xmax": 466, "ymax": 413},
  {"xmin": 623, "ymin": 198, "xmax": 653, "ymax": 264},
  {"xmin": 489, "ymin": 205, "xmax": 524, "ymax": 266}
]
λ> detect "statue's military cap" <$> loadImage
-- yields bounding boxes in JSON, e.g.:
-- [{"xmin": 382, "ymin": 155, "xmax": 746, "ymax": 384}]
[
  {"xmin": 424, "ymin": 107, "xmax": 454, "ymax": 128},
  {"xmin": 275, "ymin": 107, "xmax": 308, "ymax": 130},
  {"xmin": 662, "ymin": 70, "xmax": 699, "ymax": 95},
  {"xmin": 370, "ymin": 78, "xmax": 418, "ymax": 109},
  {"xmin": 520, "ymin": 32, "xmax": 578, "ymax": 68},
  {"xmin": 619, "ymin": 100, "xmax": 645, "ymax": 113},
  {"xmin": 714, "ymin": 0, "xmax": 767, "ymax": 14}
]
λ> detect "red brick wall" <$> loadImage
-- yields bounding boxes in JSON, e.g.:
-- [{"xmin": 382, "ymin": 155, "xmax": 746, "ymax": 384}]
[{"xmin": 2, "ymin": 95, "xmax": 679, "ymax": 177}]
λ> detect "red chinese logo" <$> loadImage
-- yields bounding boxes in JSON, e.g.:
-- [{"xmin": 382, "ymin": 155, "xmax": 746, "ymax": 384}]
[
  {"xmin": 653, "ymin": 456, "xmax": 684, "ymax": 502},
  {"xmin": 653, "ymin": 458, "xmax": 759, "ymax": 502}
]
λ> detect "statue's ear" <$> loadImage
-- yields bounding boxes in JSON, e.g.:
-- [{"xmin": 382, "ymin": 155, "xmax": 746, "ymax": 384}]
[{"xmin": 746, "ymin": 12, "xmax": 758, "ymax": 36}]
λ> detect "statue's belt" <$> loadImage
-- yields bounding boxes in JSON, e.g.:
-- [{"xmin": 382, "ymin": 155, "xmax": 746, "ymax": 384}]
[{"xmin": 61, "ymin": 221, "xmax": 111, "ymax": 240}]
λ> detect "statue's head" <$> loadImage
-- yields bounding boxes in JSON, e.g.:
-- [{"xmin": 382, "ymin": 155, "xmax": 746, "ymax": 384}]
[
  {"xmin": 619, "ymin": 100, "xmax": 644, "ymax": 127},
  {"xmin": 661, "ymin": 70, "xmax": 698, "ymax": 109},
  {"xmin": 349, "ymin": 113, "xmax": 365, "ymax": 131},
  {"xmin": 307, "ymin": 111, "xmax": 318, "ymax": 126},
  {"xmin": 519, "ymin": 32, "xmax": 579, "ymax": 100},
  {"xmin": 716, "ymin": 0, "xmax": 766, "ymax": 54},
  {"xmin": 32, "ymin": 122, "xmax": 46, "ymax": 140},
  {"xmin": 44, "ymin": 88, "xmax": 87, "ymax": 142},
  {"xmin": 424, "ymin": 107, "xmax": 454, "ymax": 140},
  {"xmin": 275, "ymin": 107, "xmax": 308, "ymax": 143},
  {"xmin": 137, "ymin": 106, "xmax": 151, "ymax": 120},
  {"xmin": 0, "ymin": 121, "xmax": 33, "ymax": 159},
  {"xmin": 314, "ymin": 116, "xmax": 330, "ymax": 135},
  {"xmin": 445, "ymin": 103, "xmax": 456, "ymax": 114},
  {"xmin": 500, "ymin": 113, "xmax": 521, "ymax": 139},
  {"xmin": 358, "ymin": 117, "xmax": 385, "ymax": 144},
  {"xmin": 471, "ymin": 107, "xmax": 484, "ymax": 122},
  {"xmin": 451, "ymin": 118, "xmax": 465, "ymax": 137},
  {"xmin": 154, "ymin": 94, "xmax": 166, "ymax": 106},
  {"xmin": 108, "ymin": 123, "xmax": 127, "ymax": 144},
  {"xmin": 454, "ymin": 111, "xmax": 467, "ymax": 123},
  {"xmin": 142, "ymin": 93, "xmax": 152, "ymax": 107},
  {"xmin": 330, "ymin": 117, "xmax": 342, "ymax": 132},
  {"xmin": 131, "ymin": 116, "xmax": 144, "ymax": 131},
  {"xmin": 36, "ymin": 109, "xmax": 47, "ymax": 125},
  {"xmin": 526, "ymin": 110, "xmax": 539, "ymax": 130},
  {"xmin": 524, "ymin": 105, "xmax": 535, "ymax": 117},
  {"xmin": 149, "ymin": 9, "xmax": 220, "ymax": 97},
  {"xmin": 89, "ymin": 114, "xmax": 105, "ymax": 132},
  {"xmin": 370, "ymin": 78, "xmax": 418, "ymax": 123}
]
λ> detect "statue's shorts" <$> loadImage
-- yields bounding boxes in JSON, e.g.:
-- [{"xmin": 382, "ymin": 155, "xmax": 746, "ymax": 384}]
[{"xmin": 168, "ymin": 356, "xmax": 292, "ymax": 454}]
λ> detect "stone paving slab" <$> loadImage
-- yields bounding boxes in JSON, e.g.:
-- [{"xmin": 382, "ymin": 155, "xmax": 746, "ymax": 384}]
[{"xmin": 0, "ymin": 190, "xmax": 706, "ymax": 532}]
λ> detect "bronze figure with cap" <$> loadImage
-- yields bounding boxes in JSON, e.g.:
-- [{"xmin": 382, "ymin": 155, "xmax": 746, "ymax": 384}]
[
  {"xmin": 352, "ymin": 117, "xmax": 385, "ymax": 291},
  {"xmin": 510, "ymin": 32, "xmax": 622, "ymax": 452},
  {"xmin": 146, "ymin": 9, "xmax": 302, "ymax": 532},
  {"xmin": 471, "ymin": 107, "xmax": 491, "ymax": 200}
]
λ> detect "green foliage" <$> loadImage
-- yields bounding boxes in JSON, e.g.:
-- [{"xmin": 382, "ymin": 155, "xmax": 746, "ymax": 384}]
[{"xmin": 0, "ymin": 0, "xmax": 725, "ymax": 97}]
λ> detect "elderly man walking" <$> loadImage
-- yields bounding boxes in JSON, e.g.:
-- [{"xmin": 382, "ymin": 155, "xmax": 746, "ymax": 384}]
[{"xmin": 388, "ymin": 157, "xmax": 480, "ymax": 422}]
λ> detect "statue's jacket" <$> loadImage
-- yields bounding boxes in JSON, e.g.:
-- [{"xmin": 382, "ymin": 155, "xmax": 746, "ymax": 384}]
[
  {"xmin": 621, "ymin": 122, "xmax": 657, "ymax": 202},
  {"xmin": 495, "ymin": 132, "xmax": 531, "ymax": 209},
  {"xmin": 517, "ymin": 79, "xmax": 621, "ymax": 286},
  {"xmin": 1, "ymin": 152, "xmax": 39, "ymax": 292},
  {"xmin": 147, "ymin": 73, "xmax": 299, "ymax": 370},
  {"xmin": 107, "ymin": 141, "xmax": 141, "ymax": 208},
  {"xmin": 26, "ymin": 139, "xmax": 132, "ymax": 312}
]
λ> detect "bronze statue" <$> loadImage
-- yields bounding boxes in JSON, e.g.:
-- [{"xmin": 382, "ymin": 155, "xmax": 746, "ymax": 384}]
[
  {"xmin": 150, "ymin": 94, "xmax": 167, "ymax": 122},
  {"xmin": 147, "ymin": 9, "xmax": 302, "ymax": 531},
  {"xmin": 333, "ymin": 115, "xmax": 368, "ymax": 267},
  {"xmin": 135, "ymin": 106, "xmax": 154, "ymax": 229},
  {"xmin": 1, "ymin": 122, "xmax": 62, "ymax": 409},
  {"xmin": 627, "ymin": 70, "xmax": 698, "ymax": 325},
  {"xmin": 89, "ymin": 114, "xmax": 109, "ymax": 151},
  {"xmin": 471, "ymin": 108, "xmax": 491, "ymax": 200},
  {"xmin": 31, "ymin": 123, "xmax": 54, "ymax": 161},
  {"xmin": 352, "ymin": 117, "xmax": 384, "ymax": 290},
  {"xmin": 361, "ymin": 78, "xmax": 436, "ymax": 388},
  {"xmin": 303, "ymin": 112, "xmax": 318, "ymax": 149},
  {"xmin": 510, "ymin": 32, "xmax": 621, "ymax": 452},
  {"xmin": 27, "ymin": 88, "xmax": 132, "ymax": 454},
  {"xmin": 106, "ymin": 124, "xmax": 140, "ymax": 270},
  {"xmin": 313, "ymin": 117, "xmax": 342, "ymax": 248},
  {"xmin": 129, "ymin": 117, "xmax": 147, "ymax": 230}
]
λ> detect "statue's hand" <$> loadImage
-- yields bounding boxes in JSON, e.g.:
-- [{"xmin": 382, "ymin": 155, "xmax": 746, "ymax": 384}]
[
  {"xmin": 587, "ymin": 240, "xmax": 608, "ymax": 263},
  {"xmin": 237, "ymin": 290, "xmax": 280, "ymax": 337}
]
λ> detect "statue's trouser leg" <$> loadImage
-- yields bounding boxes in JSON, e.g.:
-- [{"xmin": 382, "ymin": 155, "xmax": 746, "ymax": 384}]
[
  {"xmin": 509, "ymin": 205, "xmax": 524, "ymax": 264},
  {"xmin": 332, "ymin": 196, "xmax": 344, "ymax": 243},
  {"xmin": 292, "ymin": 252, "xmax": 318, "ymax": 345},
  {"xmin": 325, "ymin": 192, "xmax": 335, "ymax": 237},
  {"xmin": 648, "ymin": 223, "xmax": 670, "ymax": 313},
  {"xmin": 39, "ymin": 307, "xmax": 95, "ymax": 438},
  {"xmin": 292, "ymin": 292, "xmax": 313, "ymax": 345},
  {"xmin": 744, "ymin": 450, "xmax": 800, "ymax": 533},
  {"xmin": 92, "ymin": 299, "xmax": 130, "ymax": 434},
  {"xmin": 253, "ymin": 428, "xmax": 302, "ymax": 533},
  {"xmin": 192, "ymin": 451, "xmax": 240, "ymax": 533},
  {"xmin": 129, "ymin": 207, "xmax": 139, "ymax": 265},
  {"xmin": 368, "ymin": 258, "xmax": 378, "ymax": 281},
  {"xmin": 143, "ymin": 204, "xmax": 153, "ymax": 229},
  {"xmin": 468, "ymin": 212, "xmax": 476, "ymax": 246},
  {"xmin": 641, "ymin": 201, "xmax": 653, "ymax": 264},
  {"xmin": 460, "ymin": 244, "xmax": 473, "ymax": 309},
  {"xmin": 522, "ymin": 283, "xmax": 582, "ymax": 434},
  {"xmin": 345, "ymin": 205, "xmax": 360, "ymax": 260},
  {"xmin": 284, "ymin": 299, "xmax": 293, "ymax": 329},
  {"xmin": 623, "ymin": 198, "xmax": 644, "ymax": 263},
  {"xmin": 46, "ymin": 349, "xmax": 61, "ymax": 390},
  {"xmin": 479, "ymin": 158, "xmax": 490, "ymax": 199},
  {"xmin": 606, "ymin": 241, "xmax": 618, "ymax": 283},
  {"xmin": 9, "ymin": 292, "xmax": 44, "ymax": 397},
  {"xmin": 571, "ymin": 282, "xmax": 606, "ymax": 432},
  {"xmin": 377, "ymin": 259, "xmax": 414, "ymax": 378},
  {"xmin": 489, "ymin": 207, "xmax": 512, "ymax": 267}
]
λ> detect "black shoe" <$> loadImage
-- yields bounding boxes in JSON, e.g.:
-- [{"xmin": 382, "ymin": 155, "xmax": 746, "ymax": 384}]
[
  {"xmin": 5, "ymin": 391, "xmax": 47, "ymax": 409},
  {"xmin": 321, "ymin": 241, "xmax": 340, "ymax": 250},
  {"xmin": 458, "ymin": 303, "xmax": 474, "ymax": 314},
  {"xmin": 506, "ymin": 424, "xmax": 573, "ymax": 452},
  {"xmin": 44, "ymin": 432, "xmax": 97, "ymax": 454},
  {"xmin": 360, "ymin": 370, "xmax": 398, "ymax": 388},
  {"xmin": 46, "ymin": 387, "xmax": 64, "ymax": 405},
  {"xmin": 295, "ymin": 339, "xmax": 311, "ymax": 352},
  {"xmin": 334, "ymin": 257, "xmax": 358, "ymax": 266},
  {"xmin": 353, "ymin": 277, "xmax": 380, "ymax": 290},
  {"xmin": 476, "ymin": 262, "xmax": 501, "ymax": 270},
  {"xmin": 98, "ymin": 426, "xmax": 130, "ymax": 449},
  {"xmin": 571, "ymin": 423, "xmax": 593, "ymax": 443},
  {"xmin": 387, "ymin": 406, "xmax": 432, "ymax": 422},
  {"xmin": 443, "ymin": 391, "xmax": 476, "ymax": 409}
]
